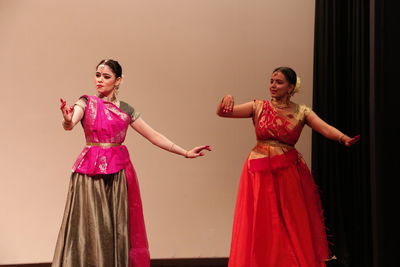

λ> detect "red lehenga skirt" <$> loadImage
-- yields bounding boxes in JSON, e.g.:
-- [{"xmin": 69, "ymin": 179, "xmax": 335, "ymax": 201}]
[{"xmin": 228, "ymin": 149, "xmax": 331, "ymax": 267}]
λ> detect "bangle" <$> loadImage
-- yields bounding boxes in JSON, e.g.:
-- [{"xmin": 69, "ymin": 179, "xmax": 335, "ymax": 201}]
[
  {"xmin": 338, "ymin": 134, "xmax": 346, "ymax": 144},
  {"xmin": 185, "ymin": 151, "xmax": 189, "ymax": 158},
  {"xmin": 62, "ymin": 120, "xmax": 72, "ymax": 129},
  {"xmin": 169, "ymin": 143, "xmax": 175, "ymax": 152}
]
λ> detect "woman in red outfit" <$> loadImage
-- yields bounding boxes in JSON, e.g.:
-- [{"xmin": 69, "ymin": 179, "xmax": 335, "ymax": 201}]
[{"xmin": 217, "ymin": 67, "xmax": 359, "ymax": 267}]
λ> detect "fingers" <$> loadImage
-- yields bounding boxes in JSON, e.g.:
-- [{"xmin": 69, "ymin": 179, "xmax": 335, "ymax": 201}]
[
  {"xmin": 350, "ymin": 135, "xmax": 360, "ymax": 144},
  {"xmin": 60, "ymin": 98, "xmax": 75, "ymax": 115},
  {"xmin": 65, "ymin": 106, "xmax": 74, "ymax": 115},
  {"xmin": 222, "ymin": 95, "xmax": 234, "ymax": 113},
  {"xmin": 201, "ymin": 145, "xmax": 212, "ymax": 151},
  {"xmin": 60, "ymin": 98, "xmax": 74, "ymax": 121},
  {"xmin": 60, "ymin": 98, "xmax": 66, "ymax": 110},
  {"xmin": 187, "ymin": 145, "xmax": 212, "ymax": 158},
  {"xmin": 345, "ymin": 135, "xmax": 360, "ymax": 146},
  {"xmin": 224, "ymin": 100, "xmax": 234, "ymax": 113},
  {"xmin": 195, "ymin": 145, "xmax": 212, "ymax": 152},
  {"xmin": 60, "ymin": 98, "xmax": 70, "ymax": 112}
]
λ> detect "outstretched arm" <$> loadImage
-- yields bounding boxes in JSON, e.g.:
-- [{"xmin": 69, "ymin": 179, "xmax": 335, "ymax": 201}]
[
  {"xmin": 130, "ymin": 118, "xmax": 211, "ymax": 158},
  {"xmin": 306, "ymin": 111, "xmax": 360, "ymax": 146},
  {"xmin": 60, "ymin": 98, "xmax": 84, "ymax": 131},
  {"xmin": 216, "ymin": 95, "xmax": 253, "ymax": 118}
]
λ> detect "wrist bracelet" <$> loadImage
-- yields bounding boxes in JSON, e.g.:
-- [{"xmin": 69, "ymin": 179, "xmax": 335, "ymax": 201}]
[
  {"xmin": 185, "ymin": 151, "xmax": 189, "ymax": 158},
  {"xmin": 169, "ymin": 143, "xmax": 175, "ymax": 152},
  {"xmin": 62, "ymin": 120, "xmax": 72, "ymax": 128},
  {"xmin": 338, "ymin": 134, "xmax": 346, "ymax": 144}
]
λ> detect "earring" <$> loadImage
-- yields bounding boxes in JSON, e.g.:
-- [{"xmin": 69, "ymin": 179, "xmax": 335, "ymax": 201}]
[{"xmin": 114, "ymin": 85, "xmax": 119, "ymax": 96}]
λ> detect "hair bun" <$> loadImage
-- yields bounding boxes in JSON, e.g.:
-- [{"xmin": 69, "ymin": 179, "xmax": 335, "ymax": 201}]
[{"xmin": 294, "ymin": 76, "xmax": 301, "ymax": 94}]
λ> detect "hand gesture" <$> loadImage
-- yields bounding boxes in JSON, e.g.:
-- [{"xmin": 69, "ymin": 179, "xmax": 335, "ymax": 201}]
[
  {"xmin": 60, "ymin": 98, "xmax": 74, "ymax": 122},
  {"xmin": 343, "ymin": 135, "xmax": 360, "ymax": 147},
  {"xmin": 186, "ymin": 145, "xmax": 212, "ymax": 159},
  {"xmin": 220, "ymin": 95, "xmax": 234, "ymax": 113}
]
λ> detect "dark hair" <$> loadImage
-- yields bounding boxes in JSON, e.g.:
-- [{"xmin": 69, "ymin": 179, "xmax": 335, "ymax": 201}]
[
  {"xmin": 273, "ymin": 66, "xmax": 297, "ymax": 86},
  {"xmin": 96, "ymin": 59, "xmax": 122, "ymax": 78}
]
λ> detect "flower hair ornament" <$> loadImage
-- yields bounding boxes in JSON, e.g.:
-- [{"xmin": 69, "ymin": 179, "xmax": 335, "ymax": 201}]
[{"xmin": 292, "ymin": 76, "xmax": 301, "ymax": 95}]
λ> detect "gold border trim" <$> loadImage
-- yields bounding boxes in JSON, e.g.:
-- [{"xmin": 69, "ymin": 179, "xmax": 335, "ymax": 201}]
[{"xmin": 86, "ymin": 142, "xmax": 122, "ymax": 147}]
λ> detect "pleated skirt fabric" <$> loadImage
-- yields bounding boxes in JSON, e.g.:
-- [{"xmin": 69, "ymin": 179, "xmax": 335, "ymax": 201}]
[
  {"xmin": 228, "ymin": 157, "xmax": 330, "ymax": 267},
  {"xmin": 52, "ymin": 171, "xmax": 130, "ymax": 267}
]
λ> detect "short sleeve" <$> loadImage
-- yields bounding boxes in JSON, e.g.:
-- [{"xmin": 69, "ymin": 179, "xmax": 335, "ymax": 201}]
[
  {"xmin": 252, "ymin": 99, "xmax": 264, "ymax": 124},
  {"xmin": 302, "ymin": 105, "xmax": 312, "ymax": 116},
  {"xmin": 119, "ymin": 101, "xmax": 141, "ymax": 123},
  {"xmin": 297, "ymin": 104, "xmax": 312, "ymax": 121},
  {"xmin": 74, "ymin": 97, "xmax": 88, "ymax": 111},
  {"xmin": 131, "ymin": 110, "xmax": 141, "ymax": 122}
]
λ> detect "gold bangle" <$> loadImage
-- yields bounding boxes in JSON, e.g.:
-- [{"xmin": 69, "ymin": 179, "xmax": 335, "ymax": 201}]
[
  {"xmin": 62, "ymin": 120, "xmax": 72, "ymax": 128},
  {"xmin": 169, "ymin": 143, "xmax": 175, "ymax": 152},
  {"xmin": 338, "ymin": 134, "xmax": 346, "ymax": 144}
]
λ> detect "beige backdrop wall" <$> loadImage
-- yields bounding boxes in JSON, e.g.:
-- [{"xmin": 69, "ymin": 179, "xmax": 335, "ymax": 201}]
[{"xmin": 0, "ymin": 0, "xmax": 315, "ymax": 264}]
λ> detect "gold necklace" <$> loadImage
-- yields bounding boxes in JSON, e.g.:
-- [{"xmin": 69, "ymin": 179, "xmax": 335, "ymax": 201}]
[
  {"xmin": 271, "ymin": 99, "xmax": 290, "ymax": 109},
  {"xmin": 97, "ymin": 93, "xmax": 117, "ymax": 103},
  {"xmin": 97, "ymin": 93, "xmax": 120, "ymax": 107}
]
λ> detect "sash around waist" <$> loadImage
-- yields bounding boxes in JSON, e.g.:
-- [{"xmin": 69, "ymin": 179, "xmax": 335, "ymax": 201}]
[
  {"xmin": 256, "ymin": 139, "xmax": 294, "ymax": 149},
  {"xmin": 248, "ymin": 148, "xmax": 299, "ymax": 172},
  {"xmin": 86, "ymin": 142, "xmax": 122, "ymax": 147}
]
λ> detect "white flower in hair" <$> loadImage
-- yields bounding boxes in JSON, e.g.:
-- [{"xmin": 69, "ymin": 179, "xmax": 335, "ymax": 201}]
[{"xmin": 294, "ymin": 76, "xmax": 301, "ymax": 93}]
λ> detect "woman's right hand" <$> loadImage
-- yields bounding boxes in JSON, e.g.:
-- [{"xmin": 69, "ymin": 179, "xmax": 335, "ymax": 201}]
[
  {"xmin": 60, "ymin": 98, "xmax": 74, "ymax": 122},
  {"xmin": 216, "ymin": 95, "xmax": 253, "ymax": 118},
  {"xmin": 219, "ymin": 95, "xmax": 234, "ymax": 114}
]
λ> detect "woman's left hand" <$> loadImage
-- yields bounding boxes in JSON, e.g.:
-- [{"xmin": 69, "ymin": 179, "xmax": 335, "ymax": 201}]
[
  {"xmin": 344, "ymin": 135, "xmax": 360, "ymax": 146},
  {"xmin": 186, "ymin": 145, "xmax": 212, "ymax": 158}
]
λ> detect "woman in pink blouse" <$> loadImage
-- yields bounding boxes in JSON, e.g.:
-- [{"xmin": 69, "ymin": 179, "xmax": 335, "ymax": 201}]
[{"xmin": 52, "ymin": 59, "xmax": 211, "ymax": 267}]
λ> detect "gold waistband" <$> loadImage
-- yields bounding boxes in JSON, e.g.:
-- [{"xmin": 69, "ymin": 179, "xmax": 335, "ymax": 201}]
[
  {"xmin": 256, "ymin": 140, "xmax": 294, "ymax": 149},
  {"xmin": 86, "ymin": 142, "xmax": 122, "ymax": 147}
]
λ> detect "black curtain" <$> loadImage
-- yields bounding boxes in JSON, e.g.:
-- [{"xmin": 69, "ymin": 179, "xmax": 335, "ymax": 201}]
[
  {"xmin": 312, "ymin": 1, "xmax": 371, "ymax": 267},
  {"xmin": 372, "ymin": 1, "xmax": 400, "ymax": 267}
]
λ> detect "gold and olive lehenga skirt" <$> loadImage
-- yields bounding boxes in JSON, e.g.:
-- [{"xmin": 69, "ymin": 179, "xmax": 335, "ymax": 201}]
[{"xmin": 52, "ymin": 171, "xmax": 130, "ymax": 267}]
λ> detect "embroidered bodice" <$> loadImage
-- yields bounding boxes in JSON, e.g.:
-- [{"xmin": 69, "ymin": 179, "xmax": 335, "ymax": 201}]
[
  {"xmin": 72, "ymin": 95, "xmax": 136, "ymax": 175},
  {"xmin": 248, "ymin": 100, "xmax": 312, "ymax": 170}
]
